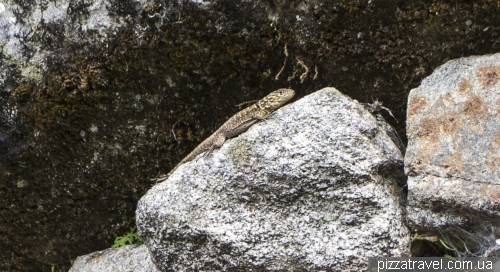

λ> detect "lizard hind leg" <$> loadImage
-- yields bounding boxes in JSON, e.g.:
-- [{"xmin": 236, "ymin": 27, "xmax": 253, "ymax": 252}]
[
  {"xmin": 197, "ymin": 133, "xmax": 226, "ymax": 161},
  {"xmin": 198, "ymin": 150, "xmax": 210, "ymax": 161}
]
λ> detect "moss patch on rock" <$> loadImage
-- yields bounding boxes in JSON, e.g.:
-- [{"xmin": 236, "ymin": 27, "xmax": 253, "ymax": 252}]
[{"xmin": 2, "ymin": 0, "xmax": 500, "ymax": 270}]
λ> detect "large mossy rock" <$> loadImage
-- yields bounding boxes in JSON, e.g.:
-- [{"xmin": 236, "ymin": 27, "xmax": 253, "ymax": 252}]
[{"xmin": 2, "ymin": 0, "xmax": 500, "ymax": 270}]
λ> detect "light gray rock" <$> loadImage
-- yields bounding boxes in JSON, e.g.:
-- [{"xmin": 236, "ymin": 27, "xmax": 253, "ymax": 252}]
[
  {"xmin": 405, "ymin": 53, "xmax": 500, "ymax": 231},
  {"xmin": 69, "ymin": 244, "xmax": 159, "ymax": 272},
  {"xmin": 0, "ymin": 0, "xmax": 147, "ymax": 85},
  {"xmin": 136, "ymin": 87, "xmax": 410, "ymax": 271}
]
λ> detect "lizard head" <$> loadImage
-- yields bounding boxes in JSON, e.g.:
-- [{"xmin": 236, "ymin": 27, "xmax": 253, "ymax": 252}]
[{"xmin": 259, "ymin": 88, "xmax": 295, "ymax": 111}]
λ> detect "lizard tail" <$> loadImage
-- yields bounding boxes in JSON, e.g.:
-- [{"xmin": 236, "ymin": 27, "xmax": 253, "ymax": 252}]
[{"xmin": 167, "ymin": 133, "xmax": 223, "ymax": 176}]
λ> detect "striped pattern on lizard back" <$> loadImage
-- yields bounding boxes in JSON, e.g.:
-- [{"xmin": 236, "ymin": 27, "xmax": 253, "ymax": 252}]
[{"xmin": 166, "ymin": 88, "xmax": 295, "ymax": 176}]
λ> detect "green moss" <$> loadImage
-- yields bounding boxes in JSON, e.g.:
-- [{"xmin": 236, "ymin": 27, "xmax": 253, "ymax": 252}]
[
  {"xmin": 12, "ymin": 83, "xmax": 33, "ymax": 102},
  {"xmin": 6, "ymin": 0, "xmax": 500, "ymax": 269}
]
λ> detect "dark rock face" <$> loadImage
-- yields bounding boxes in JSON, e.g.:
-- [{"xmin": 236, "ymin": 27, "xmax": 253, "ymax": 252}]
[
  {"xmin": 405, "ymin": 53, "xmax": 500, "ymax": 254},
  {"xmin": 2, "ymin": 0, "xmax": 500, "ymax": 270},
  {"xmin": 136, "ymin": 88, "xmax": 409, "ymax": 271}
]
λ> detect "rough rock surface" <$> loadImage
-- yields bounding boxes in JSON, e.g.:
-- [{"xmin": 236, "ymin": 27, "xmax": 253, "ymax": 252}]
[
  {"xmin": 405, "ymin": 53, "xmax": 500, "ymax": 231},
  {"xmin": 0, "ymin": 0, "xmax": 144, "ymax": 83},
  {"xmin": 4, "ymin": 0, "xmax": 500, "ymax": 269},
  {"xmin": 69, "ymin": 244, "xmax": 159, "ymax": 272},
  {"xmin": 137, "ymin": 88, "xmax": 409, "ymax": 271}
]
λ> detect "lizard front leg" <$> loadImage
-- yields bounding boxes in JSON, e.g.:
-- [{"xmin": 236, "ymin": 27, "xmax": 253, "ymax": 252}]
[
  {"xmin": 225, "ymin": 109, "xmax": 269, "ymax": 138},
  {"xmin": 250, "ymin": 109, "xmax": 270, "ymax": 120}
]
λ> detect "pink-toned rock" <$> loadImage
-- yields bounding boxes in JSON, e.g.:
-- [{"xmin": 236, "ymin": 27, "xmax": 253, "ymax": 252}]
[{"xmin": 405, "ymin": 53, "xmax": 500, "ymax": 231}]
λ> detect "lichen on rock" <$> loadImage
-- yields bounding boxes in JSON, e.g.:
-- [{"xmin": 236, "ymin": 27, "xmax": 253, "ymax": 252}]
[
  {"xmin": 136, "ymin": 88, "xmax": 409, "ymax": 271},
  {"xmin": 405, "ymin": 53, "xmax": 500, "ymax": 256}
]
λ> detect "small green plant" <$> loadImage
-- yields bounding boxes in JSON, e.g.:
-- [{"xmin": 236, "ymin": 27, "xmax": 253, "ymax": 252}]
[
  {"xmin": 111, "ymin": 226, "xmax": 143, "ymax": 248},
  {"xmin": 51, "ymin": 265, "xmax": 55, "ymax": 272},
  {"xmin": 440, "ymin": 239, "xmax": 461, "ymax": 260}
]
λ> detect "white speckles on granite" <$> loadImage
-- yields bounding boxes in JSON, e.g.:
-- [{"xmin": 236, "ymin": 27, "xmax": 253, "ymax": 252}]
[
  {"xmin": 69, "ymin": 244, "xmax": 159, "ymax": 272},
  {"xmin": 136, "ymin": 87, "xmax": 410, "ymax": 271}
]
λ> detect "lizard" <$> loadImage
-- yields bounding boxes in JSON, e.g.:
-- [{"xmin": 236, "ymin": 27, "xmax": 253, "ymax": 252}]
[{"xmin": 157, "ymin": 88, "xmax": 295, "ymax": 181}]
